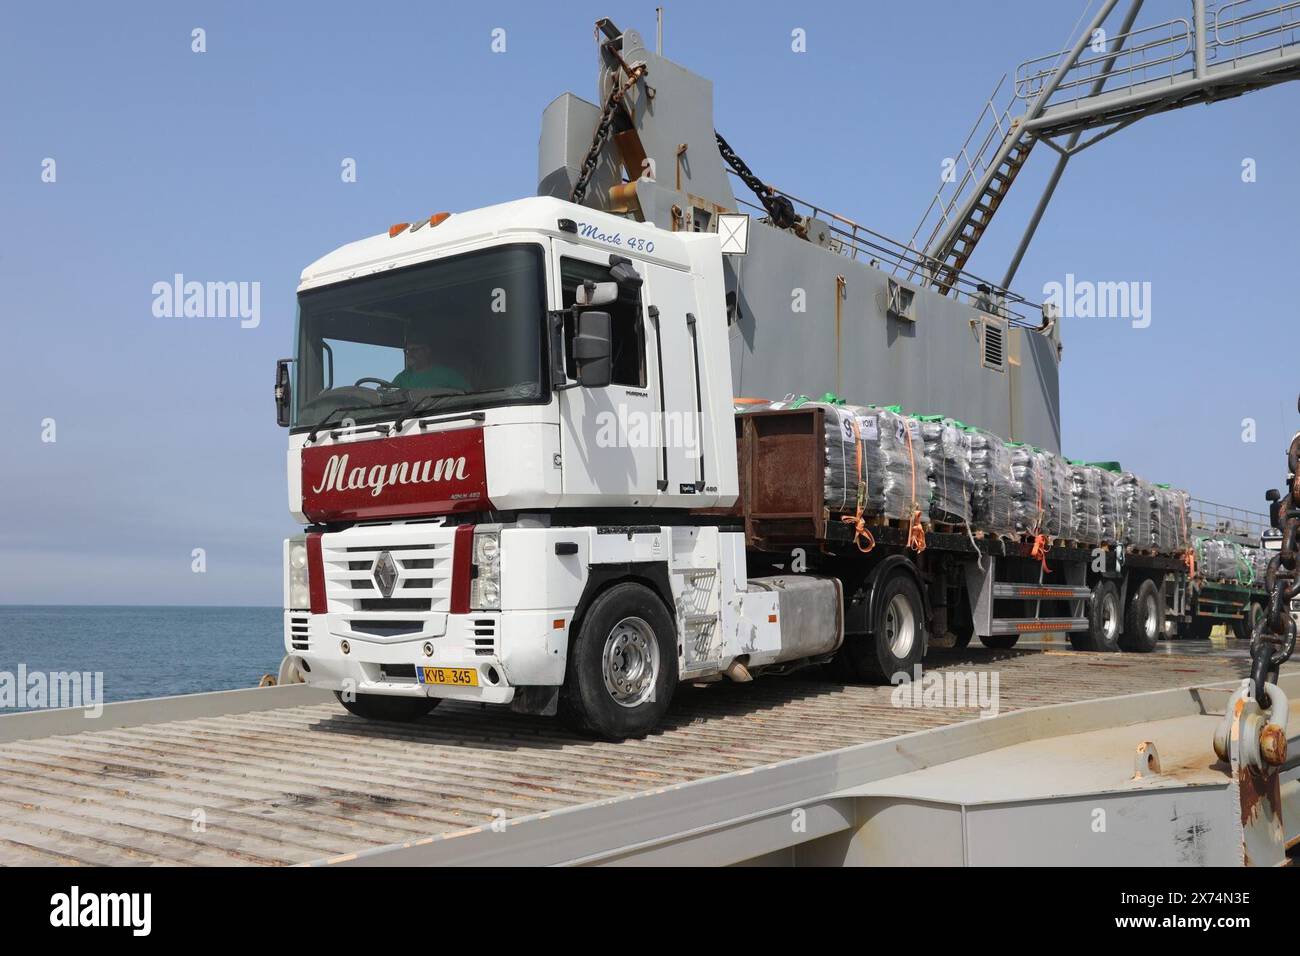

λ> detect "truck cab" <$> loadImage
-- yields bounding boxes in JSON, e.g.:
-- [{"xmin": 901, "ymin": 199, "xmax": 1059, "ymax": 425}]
[{"xmin": 277, "ymin": 197, "xmax": 841, "ymax": 738}]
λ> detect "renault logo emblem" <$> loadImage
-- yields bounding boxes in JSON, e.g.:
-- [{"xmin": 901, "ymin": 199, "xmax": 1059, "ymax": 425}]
[{"xmin": 373, "ymin": 551, "xmax": 399, "ymax": 599}]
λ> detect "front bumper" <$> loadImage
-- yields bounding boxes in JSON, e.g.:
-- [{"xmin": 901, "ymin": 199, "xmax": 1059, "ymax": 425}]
[{"xmin": 283, "ymin": 608, "xmax": 570, "ymax": 704}]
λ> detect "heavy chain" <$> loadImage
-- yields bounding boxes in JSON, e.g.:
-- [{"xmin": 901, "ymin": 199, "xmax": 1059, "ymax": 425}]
[
  {"xmin": 570, "ymin": 63, "xmax": 646, "ymax": 206},
  {"xmin": 1250, "ymin": 420, "xmax": 1300, "ymax": 705},
  {"xmin": 715, "ymin": 131, "xmax": 797, "ymax": 230}
]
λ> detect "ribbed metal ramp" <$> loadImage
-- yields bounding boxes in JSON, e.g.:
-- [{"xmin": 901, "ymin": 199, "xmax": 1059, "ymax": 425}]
[{"xmin": 0, "ymin": 648, "xmax": 1281, "ymax": 866}]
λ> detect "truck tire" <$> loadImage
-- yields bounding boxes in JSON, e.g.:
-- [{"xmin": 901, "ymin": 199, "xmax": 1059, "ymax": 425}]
[
  {"xmin": 1120, "ymin": 579, "xmax": 1163, "ymax": 653},
  {"xmin": 844, "ymin": 572, "xmax": 926, "ymax": 682},
  {"xmin": 1071, "ymin": 580, "xmax": 1121, "ymax": 652},
  {"xmin": 979, "ymin": 634, "xmax": 1019, "ymax": 649},
  {"xmin": 559, "ymin": 582, "xmax": 678, "ymax": 740},
  {"xmin": 334, "ymin": 691, "xmax": 439, "ymax": 722},
  {"xmin": 1232, "ymin": 602, "xmax": 1264, "ymax": 641}
]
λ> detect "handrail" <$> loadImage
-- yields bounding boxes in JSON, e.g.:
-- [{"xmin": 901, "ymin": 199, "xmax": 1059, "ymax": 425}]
[
  {"xmin": 726, "ymin": 176, "xmax": 1045, "ymax": 329},
  {"xmin": 1016, "ymin": 19, "xmax": 1193, "ymax": 105},
  {"xmin": 1214, "ymin": 0, "xmax": 1300, "ymax": 58},
  {"xmin": 1017, "ymin": 2, "xmax": 1300, "ymax": 113},
  {"xmin": 1189, "ymin": 497, "xmax": 1270, "ymax": 542},
  {"xmin": 901, "ymin": 75, "xmax": 1019, "ymax": 275}
]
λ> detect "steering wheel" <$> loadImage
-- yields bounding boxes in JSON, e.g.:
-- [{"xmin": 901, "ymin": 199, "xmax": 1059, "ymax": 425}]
[
  {"xmin": 298, "ymin": 384, "xmax": 388, "ymax": 415},
  {"xmin": 354, "ymin": 377, "xmax": 397, "ymax": 389}
]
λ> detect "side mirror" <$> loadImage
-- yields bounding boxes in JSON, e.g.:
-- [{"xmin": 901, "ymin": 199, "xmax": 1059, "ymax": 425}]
[
  {"xmin": 573, "ymin": 311, "xmax": 612, "ymax": 389},
  {"xmin": 1267, "ymin": 489, "xmax": 1283, "ymax": 530},
  {"xmin": 275, "ymin": 358, "xmax": 293, "ymax": 427},
  {"xmin": 576, "ymin": 280, "xmax": 619, "ymax": 307}
]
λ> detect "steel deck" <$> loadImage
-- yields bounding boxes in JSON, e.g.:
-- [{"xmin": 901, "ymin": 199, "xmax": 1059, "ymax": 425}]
[{"xmin": 0, "ymin": 648, "xmax": 1283, "ymax": 866}]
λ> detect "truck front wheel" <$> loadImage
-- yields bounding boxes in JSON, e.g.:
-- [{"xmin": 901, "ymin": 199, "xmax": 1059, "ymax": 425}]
[
  {"xmin": 845, "ymin": 572, "xmax": 926, "ymax": 681},
  {"xmin": 1120, "ymin": 579, "xmax": 1163, "ymax": 653},
  {"xmin": 334, "ymin": 691, "xmax": 439, "ymax": 722},
  {"xmin": 560, "ymin": 582, "xmax": 678, "ymax": 740}
]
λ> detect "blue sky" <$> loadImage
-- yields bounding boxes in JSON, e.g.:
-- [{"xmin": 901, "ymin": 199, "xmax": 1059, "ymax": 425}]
[{"xmin": 2, "ymin": 0, "xmax": 1297, "ymax": 605}]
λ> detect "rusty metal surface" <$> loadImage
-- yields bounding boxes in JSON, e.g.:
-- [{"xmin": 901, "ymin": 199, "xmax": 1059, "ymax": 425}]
[
  {"xmin": 741, "ymin": 407, "xmax": 827, "ymax": 547},
  {"xmin": 0, "ymin": 648, "xmax": 1280, "ymax": 866}
]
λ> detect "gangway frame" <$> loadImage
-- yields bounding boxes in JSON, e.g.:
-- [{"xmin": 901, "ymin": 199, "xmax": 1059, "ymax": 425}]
[{"xmin": 903, "ymin": 0, "xmax": 1300, "ymax": 293}]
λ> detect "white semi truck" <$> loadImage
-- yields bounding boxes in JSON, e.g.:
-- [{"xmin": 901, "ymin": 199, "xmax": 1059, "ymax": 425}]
[
  {"xmin": 278, "ymin": 197, "xmax": 851, "ymax": 739},
  {"xmin": 275, "ymin": 13, "xmax": 1299, "ymax": 740},
  {"xmin": 273, "ymin": 192, "xmax": 1205, "ymax": 739}
]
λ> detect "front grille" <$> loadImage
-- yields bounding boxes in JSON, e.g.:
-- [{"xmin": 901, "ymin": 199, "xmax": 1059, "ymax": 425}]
[
  {"xmin": 287, "ymin": 614, "xmax": 310, "ymax": 651},
  {"xmin": 351, "ymin": 620, "xmax": 425, "ymax": 637},
  {"xmin": 355, "ymin": 598, "xmax": 430, "ymax": 612},
  {"xmin": 468, "ymin": 618, "xmax": 498, "ymax": 657},
  {"xmin": 320, "ymin": 532, "xmax": 455, "ymax": 615}
]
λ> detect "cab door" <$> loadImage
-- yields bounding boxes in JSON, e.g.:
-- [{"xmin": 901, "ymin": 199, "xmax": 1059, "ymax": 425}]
[
  {"xmin": 643, "ymin": 262, "xmax": 707, "ymax": 502},
  {"xmin": 552, "ymin": 241, "xmax": 662, "ymax": 505}
]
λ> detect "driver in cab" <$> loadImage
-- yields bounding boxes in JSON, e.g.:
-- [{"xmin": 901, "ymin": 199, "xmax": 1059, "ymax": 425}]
[{"xmin": 393, "ymin": 328, "xmax": 469, "ymax": 392}]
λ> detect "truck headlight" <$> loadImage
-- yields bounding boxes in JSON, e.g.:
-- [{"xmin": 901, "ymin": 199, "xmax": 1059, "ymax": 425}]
[
  {"xmin": 470, "ymin": 528, "xmax": 501, "ymax": 610},
  {"xmin": 287, "ymin": 535, "xmax": 310, "ymax": 610}
]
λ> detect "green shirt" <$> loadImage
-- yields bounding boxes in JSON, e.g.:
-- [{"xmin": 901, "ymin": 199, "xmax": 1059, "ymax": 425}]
[{"xmin": 393, "ymin": 365, "xmax": 470, "ymax": 391}]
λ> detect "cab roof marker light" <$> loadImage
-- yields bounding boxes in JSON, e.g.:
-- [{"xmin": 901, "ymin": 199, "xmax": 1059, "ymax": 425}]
[
  {"xmin": 428, "ymin": 212, "xmax": 451, "ymax": 227},
  {"xmin": 388, "ymin": 222, "xmax": 409, "ymax": 238}
]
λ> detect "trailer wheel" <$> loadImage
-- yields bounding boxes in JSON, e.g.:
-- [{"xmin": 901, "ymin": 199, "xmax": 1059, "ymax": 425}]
[
  {"xmin": 559, "ymin": 582, "xmax": 677, "ymax": 740},
  {"xmin": 334, "ymin": 691, "xmax": 439, "ymax": 722},
  {"xmin": 845, "ymin": 572, "xmax": 926, "ymax": 681},
  {"xmin": 1071, "ymin": 580, "xmax": 1122, "ymax": 652},
  {"xmin": 1120, "ymin": 579, "xmax": 1163, "ymax": 653},
  {"xmin": 1232, "ymin": 602, "xmax": 1264, "ymax": 641}
]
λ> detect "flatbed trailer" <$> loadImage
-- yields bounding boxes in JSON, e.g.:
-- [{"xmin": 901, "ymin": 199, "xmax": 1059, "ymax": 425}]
[
  {"xmin": 0, "ymin": 649, "xmax": 1294, "ymax": 866},
  {"xmin": 1187, "ymin": 579, "xmax": 1271, "ymax": 640},
  {"xmin": 730, "ymin": 406, "xmax": 1201, "ymax": 669}
]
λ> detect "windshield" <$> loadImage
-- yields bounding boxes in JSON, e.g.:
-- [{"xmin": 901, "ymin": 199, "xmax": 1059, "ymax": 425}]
[{"xmin": 293, "ymin": 243, "xmax": 547, "ymax": 429}]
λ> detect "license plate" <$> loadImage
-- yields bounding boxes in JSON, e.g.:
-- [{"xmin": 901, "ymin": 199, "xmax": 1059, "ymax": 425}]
[{"xmin": 417, "ymin": 666, "xmax": 479, "ymax": 687}]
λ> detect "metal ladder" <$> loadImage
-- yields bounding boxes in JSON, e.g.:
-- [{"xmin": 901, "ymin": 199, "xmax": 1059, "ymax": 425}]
[
  {"xmin": 903, "ymin": 0, "xmax": 1300, "ymax": 294},
  {"xmin": 901, "ymin": 75, "xmax": 1034, "ymax": 296}
]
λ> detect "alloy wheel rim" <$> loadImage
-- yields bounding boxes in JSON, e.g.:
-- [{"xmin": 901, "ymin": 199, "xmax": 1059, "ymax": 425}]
[{"xmin": 601, "ymin": 616, "xmax": 659, "ymax": 708}]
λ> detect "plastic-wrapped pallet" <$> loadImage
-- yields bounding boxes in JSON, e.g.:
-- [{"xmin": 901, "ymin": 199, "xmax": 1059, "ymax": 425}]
[
  {"xmin": 1196, "ymin": 536, "xmax": 1250, "ymax": 583},
  {"xmin": 1249, "ymin": 545, "xmax": 1273, "ymax": 585},
  {"xmin": 1152, "ymin": 486, "xmax": 1191, "ymax": 553},
  {"xmin": 965, "ymin": 426, "xmax": 1018, "ymax": 536},
  {"xmin": 1010, "ymin": 445, "xmax": 1070, "ymax": 537},
  {"xmin": 1116, "ymin": 473, "xmax": 1155, "ymax": 548},
  {"xmin": 1175, "ymin": 489, "xmax": 1192, "ymax": 552},
  {"xmin": 1042, "ymin": 452, "xmax": 1075, "ymax": 539},
  {"xmin": 1097, "ymin": 468, "xmax": 1120, "ymax": 545},
  {"xmin": 917, "ymin": 416, "xmax": 972, "ymax": 525},
  {"xmin": 821, "ymin": 403, "xmax": 931, "ymax": 522},
  {"xmin": 1194, "ymin": 536, "xmax": 1223, "ymax": 580},
  {"xmin": 1236, "ymin": 545, "xmax": 1260, "ymax": 587},
  {"xmin": 1069, "ymin": 463, "xmax": 1103, "ymax": 545}
]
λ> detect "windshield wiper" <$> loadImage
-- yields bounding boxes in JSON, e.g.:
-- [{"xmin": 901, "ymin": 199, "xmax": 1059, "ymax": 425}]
[
  {"xmin": 307, "ymin": 393, "xmax": 408, "ymax": 443},
  {"xmin": 392, "ymin": 391, "xmax": 468, "ymax": 431}
]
